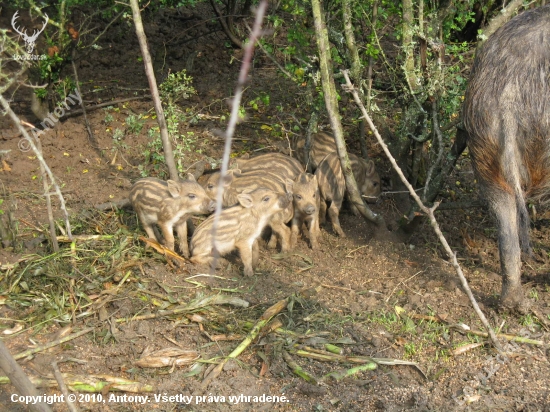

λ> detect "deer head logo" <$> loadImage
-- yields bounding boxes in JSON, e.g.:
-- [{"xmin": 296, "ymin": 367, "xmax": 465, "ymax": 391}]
[{"xmin": 12, "ymin": 11, "xmax": 49, "ymax": 54}]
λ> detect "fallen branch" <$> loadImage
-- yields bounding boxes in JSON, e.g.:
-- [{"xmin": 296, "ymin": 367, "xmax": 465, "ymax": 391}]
[
  {"xmin": 0, "ymin": 373, "xmax": 153, "ymax": 393},
  {"xmin": 60, "ymin": 96, "xmax": 150, "ymax": 120},
  {"xmin": 14, "ymin": 327, "xmax": 94, "ymax": 361},
  {"xmin": 135, "ymin": 348, "xmax": 200, "ymax": 369},
  {"xmin": 458, "ymin": 328, "xmax": 544, "ymax": 347},
  {"xmin": 282, "ymin": 350, "xmax": 318, "ymax": 384},
  {"xmin": 200, "ymin": 298, "xmax": 287, "ymax": 389},
  {"xmin": 288, "ymin": 345, "xmax": 424, "ymax": 378},
  {"xmin": 408, "ymin": 312, "xmax": 546, "ymax": 347},
  {"xmin": 323, "ymin": 362, "xmax": 377, "ymax": 382},
  {"xmin": 56, "ymin": 235, "xmax": 126, "ymax": 243},
  {"xmin": 115, "ymin": 294, "xmax": 249, "ymax": 323}
]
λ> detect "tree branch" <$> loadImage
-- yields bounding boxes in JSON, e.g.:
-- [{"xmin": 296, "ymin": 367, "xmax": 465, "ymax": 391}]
[{"xmin": 342, "ymin": 70, "xmax": 503, "ymax": 352}]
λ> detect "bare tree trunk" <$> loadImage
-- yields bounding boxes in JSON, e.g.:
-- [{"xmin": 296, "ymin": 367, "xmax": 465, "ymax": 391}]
[
  {"xmin": 129, "ymin": 0, "xmax": 179, "ymax": 181},
  {"xmin": 0, "ymin": 340, "xmax": 53, "ymax": 412},
  {"xmin": 210, "ymin": 0, "xmax": 244, "ymax": 48},
  {"xmin": 311, "ymin": 0, "xmax": 385, "ymax": 229},
  {"xmin": 304, "ymin": 80, "xmax": 318, "ymax": 173},
  {"xmin": 342, "ymin": 0, "xmax": 361, "ymax": 86},
  {"xmin": 402, "ymin": 0, "xmax": 419, "ymax": 92},
  {"xmin": 365, "ymin": 0, "xmax": 378, "ymax": 113},
  {"xmin": 342, "ymin": 0, "xmax": 369, "ymax": 160}
]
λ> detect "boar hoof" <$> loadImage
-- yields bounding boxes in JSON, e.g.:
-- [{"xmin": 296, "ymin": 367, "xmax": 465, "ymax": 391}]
[
  {"xmin": 290, "ymin": 235, "xmax": 298, "ymax": 248},
  {"xmin": 244, "ymin": 267, "xmax": 254, "ymax": 277},
  {"xmin": 267, "ymin": 236, "xmax": 278, "ymax": 249},
  {"xmin": 334, "ymin": 228, "xmax": 346, "ymax": 238}
]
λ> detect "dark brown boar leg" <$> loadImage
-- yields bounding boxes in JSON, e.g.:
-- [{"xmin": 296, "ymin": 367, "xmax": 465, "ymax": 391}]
[
  {"xmin": 272, "ymin": 224, "xmax": 291, "ymax": 251},
  {"xmin": 327, "ymin": 200, "xmax": 346, "ymax": 237},
  {"xmin": 492, "ymin": 190, "xmax": 526, "ymax": 311},
  {"xmin": 175, "ymin": 221, "xmax": 190, "ymax": 258},
  {"xmin": 517, "ymin": 197, "xmax": 533, "ymax": 259},
  {"xmin": 152, "ymin": 226, "xmax": 162, "ymax": 242},
  {"xmin": 319, "ymin": 199, "xmax": 327, "ymax": 225},
  {"xmin": 267, "ymin": 233, "xmax": 278, "ymax": 249},
  {"xmin": 186, "ymin": 218, "xmax": 196, "ymax": 237}
]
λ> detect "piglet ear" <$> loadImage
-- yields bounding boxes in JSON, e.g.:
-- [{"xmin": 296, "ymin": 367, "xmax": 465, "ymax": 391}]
[
  {"xmin": 364, "ymin": 160, "xmax": 375, "ymax": 176},
  {"xmin": 298, "ymin": 172, "xmax": 309, "ymax": 184},
  {"xmin": 222, "ymin": 172, "xmax": 234, "ymax": 187},
  {"xmin": 186, "ymin": 173, "xmax": 197, "ymax": 182},
  {"xmin": 237, "ymin": 193, "xmax": 253, "ymax": 208},
  {"xmin": 167, "ymin": 180, "xmax": 182, "ymax": 198},
  {"xmin": 285, "ymin": 179, "xmax": 294, "ymax": 195}
]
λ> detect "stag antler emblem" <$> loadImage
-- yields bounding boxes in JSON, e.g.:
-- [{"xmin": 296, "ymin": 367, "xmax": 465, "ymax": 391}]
[{"xmin": 12, "ymin": 11, "xmax": 49, "ymax": 54}]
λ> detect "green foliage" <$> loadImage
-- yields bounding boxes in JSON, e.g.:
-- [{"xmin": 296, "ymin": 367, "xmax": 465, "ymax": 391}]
[
  {"xmin": 34, "ymin": 88, "xmax": 48, "ymax": 100},
  {"xmin": 37, "ymin": 53, "xmax": 64, "ymax": 84},
  {"xmin": 125, "ymin": 114, "xmax": 145, "ymax": 135},
  {"xmin": 159, "ymin": 69, "xmax": 197, "ymax": 106},
  {"xmin": 138, "ymin": 71, "xmax": 199, "ymax": 177},
  {"xmin": 104, "ymin": 112, "xmax": 114, "ymax": 124},
  {"xmin": 248, "ymin": 92, "xmax": 270, "ymax": 111}
]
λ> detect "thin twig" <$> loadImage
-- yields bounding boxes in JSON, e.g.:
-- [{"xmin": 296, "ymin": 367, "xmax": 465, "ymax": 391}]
[
  {"xmin": 51, "ymin": 361, "xmax": 79, "ymax": 412},
  {"xmin": 342, "ymin": 70, "xmax": 503, "ymax": 352},
  {"xmin": 423, "ymin": 99, "xmax": 445, "ymax": 201},
  {"xmin": 14, "ymin": 328, "xmax": 94, "ymax": 361},
  {"xmin": 35, "ymin": 137, "xmax": 59, "ymax": 252},
  {"xmin": 209, "ymin": 0, "xmax": 268, "ymax": 273}
]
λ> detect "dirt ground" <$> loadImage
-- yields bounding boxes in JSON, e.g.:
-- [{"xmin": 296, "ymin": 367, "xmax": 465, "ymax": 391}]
[{"xmin": 1, "ymin": 5, "xmax": 550, "ymax": 412}]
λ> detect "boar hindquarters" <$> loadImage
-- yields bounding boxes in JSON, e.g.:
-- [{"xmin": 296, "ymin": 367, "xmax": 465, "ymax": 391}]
[{"xmin": 462, "ymin": 5, "xmax": 550, "ymax": 310}]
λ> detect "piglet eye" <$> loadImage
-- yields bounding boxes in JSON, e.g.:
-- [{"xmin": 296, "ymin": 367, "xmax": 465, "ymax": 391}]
[
  {"xmin": 263, "ymin": 196, "xmax": 270, "ymax": 202},
  {"xmin": 207, "ymin": 184, "xmax": 214, "ymax": 189},
  {"xmin": 296, "ymin": 195, "xmax": 302, "ymax": 200},
  {"xmin": 313, "ymin": 193, "xmax": 316, "ymax": 198},
  {"xmin": 188, "ymin": 194, "xmax": 196, "ymax": 199}
]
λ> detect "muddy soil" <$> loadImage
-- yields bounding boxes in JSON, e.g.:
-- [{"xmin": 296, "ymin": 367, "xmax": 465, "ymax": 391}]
[{"xmin": 1, "ymin": 5, "xmax": 550, "ymax": 412}]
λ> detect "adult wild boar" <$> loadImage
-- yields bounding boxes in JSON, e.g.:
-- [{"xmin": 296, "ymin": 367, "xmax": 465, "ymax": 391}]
[{"xmin": 463, "ymin": 5, "xmax": 550, "ymax": 310}]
